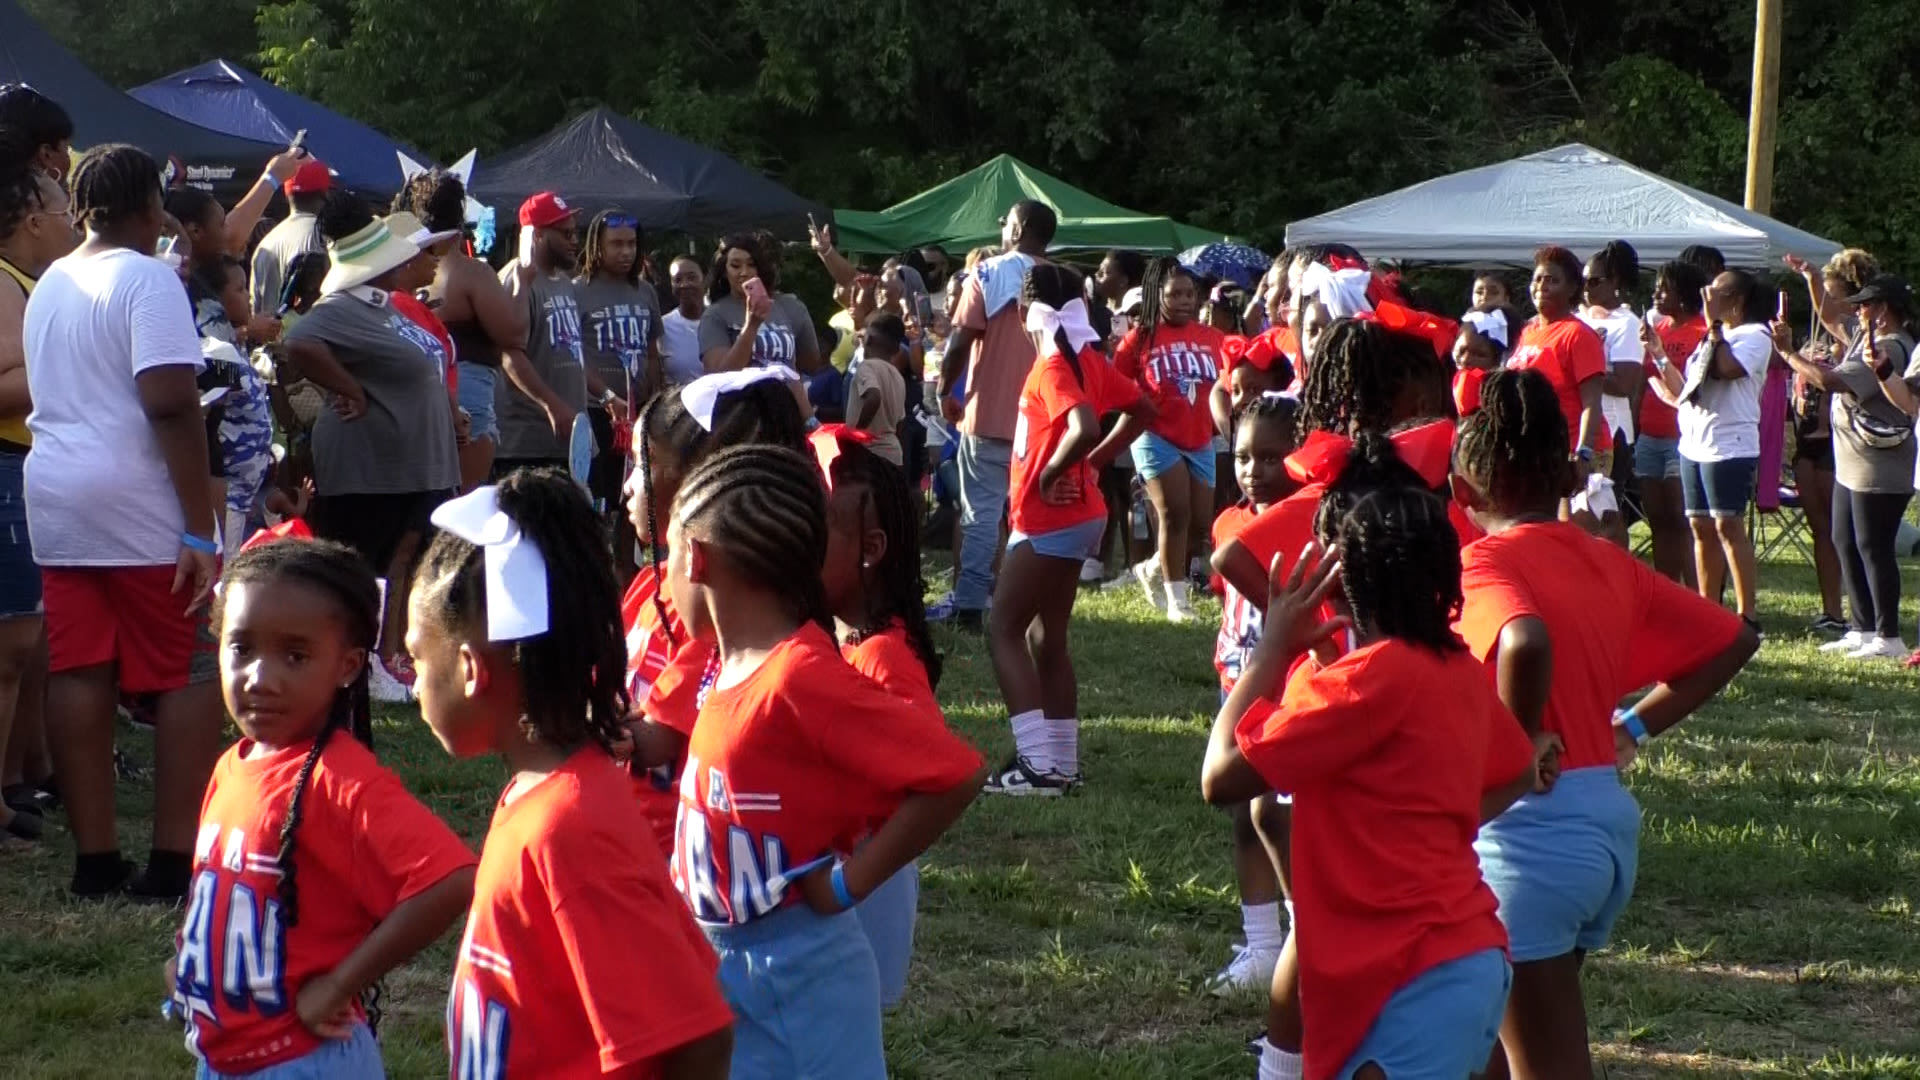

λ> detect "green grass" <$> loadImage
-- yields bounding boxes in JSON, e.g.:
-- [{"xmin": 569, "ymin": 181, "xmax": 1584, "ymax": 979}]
[{"xmin": 6, "ymin": 549, "xmax": 1920, "ymax": 1077}]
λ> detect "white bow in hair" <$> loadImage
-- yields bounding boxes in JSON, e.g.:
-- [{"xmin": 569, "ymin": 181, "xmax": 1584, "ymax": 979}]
[
  {"xmin": 1025, "ymin": 298, "xmax": 1101, "ymax": 356},
  {"xmin": 1299, "ymin": 263, "xmax": 1374, "ymax": 319},
  {"xmin": 1462, "ymin": 309, "xmax": 1510, "ymax": 348},
  {"xmin": 680, "ymin": 364, "xmax": 802, "ymax": 432},
  {"xmin": 429, "ymin": 486, "xmax": 550, "ymax": 642}
]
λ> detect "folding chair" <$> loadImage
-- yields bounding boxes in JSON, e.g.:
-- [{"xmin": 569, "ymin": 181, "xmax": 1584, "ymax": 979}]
[{"xmin": 1750, "ymin": 485, "xmax": 1815, "ymax": 564}]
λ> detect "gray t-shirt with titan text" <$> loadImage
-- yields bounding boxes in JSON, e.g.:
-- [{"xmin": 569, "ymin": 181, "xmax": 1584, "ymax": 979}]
[
  {"xmin": 1828, "ymin": 331, "xmax": 1919, "ymax": 494},
  {"xmin": 574, "ymin": 275, "xmax": 661, "ymax": 398},
  {"xmin": 699, "ymin": 292, "xmax": 819, "ymax": 368},
  {"xmin": 286, "ymin": 289, "xmax": 458, "ymax": 495},
  {"xmin": 496, "ymin": 268, "xmax": 587, "ymax": 461}
]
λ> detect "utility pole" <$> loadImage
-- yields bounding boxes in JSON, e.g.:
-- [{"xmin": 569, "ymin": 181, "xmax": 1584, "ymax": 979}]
[{"xmin": 1745, "ymin": 0, "xmax": 1783, "ymax": 213}]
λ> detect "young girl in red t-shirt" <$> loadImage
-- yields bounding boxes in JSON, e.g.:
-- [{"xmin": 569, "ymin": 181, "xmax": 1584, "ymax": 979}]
[
  {"xmin": 410, "ymin": 470, "xmax": 735, "ymax": 1080},
  {"xmin": 171, "ymin": 539, "xmax": 477, "ymax": 1079},
  {"xmin": 985, "ymin": 263, "xmax": 1154, "ymax": 796}
]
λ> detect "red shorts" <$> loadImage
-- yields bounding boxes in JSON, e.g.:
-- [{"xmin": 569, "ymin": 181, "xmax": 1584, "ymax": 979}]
[{"xmin": 42, "ymin": 566, "xmax": 217, "ymax": 693}]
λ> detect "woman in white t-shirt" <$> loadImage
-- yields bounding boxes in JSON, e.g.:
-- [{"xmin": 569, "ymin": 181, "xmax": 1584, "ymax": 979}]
[
  {"xmin": 1578, "ymin": 240, "xmax": 1645, "ymax": 548},
  {"xmin": 660, "ymin": 254, "xmax": 707, "ymax": 385},
  {"xmin": 1648, "ymin": 269, "xmax": 1773, "ymax": 633}
]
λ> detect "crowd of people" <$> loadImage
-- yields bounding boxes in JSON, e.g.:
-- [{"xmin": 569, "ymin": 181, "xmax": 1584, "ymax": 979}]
[{"xmin": 0, "ymin": 74, "xmax": 1909, "ymax": 1079}]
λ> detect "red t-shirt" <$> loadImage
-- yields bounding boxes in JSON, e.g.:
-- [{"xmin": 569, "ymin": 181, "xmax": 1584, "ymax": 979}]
[
  {"xmin": 672, "ymin": 623, "xmax": 982, "ymax": 925},
  {"xmin": 1453, "ymin": 367, "xmax": 1490, "ymax": 418},
  {"xmin": 1641, "ymin": 314, "xmax": 1707, "ymax": 440},
  {"xmin": 843, "ymin": 623, "xmax": 935, "ymax": 707},
  {"xmin": 1507, "ymin": 316, "xmax": 1609, "ymax": 453},
  {"xmin": 449, "ymin": 748, "xmax": 729, "ymax": 1080},
  {"xmin": 1231, "ymin": 483, "xmax": 1325, "ymax": 587},
  {"xmin": 1008, "ymin": 347, "xmax": 1141, "ymax": 537},
  {"xmin": 175, "ymin": 737, "xmax": 475, "ymax": 1074},
  {"xmin": 1114, "ymin": 320, "xmax": 1226, "ymax": 450},
  {"xmin": 1212, "ymin": 503, "xmax": 1265, "ymax": 692},
  {"xmin": 1235, "ymin": 640, "xmax": 1532, "ymax": 1078},
  {"xmin": 1455, "ymin": 520, "xmax": 1744, "ymax": 772},
  {"xmin": 623, "ymin": 568, "xmax": 688, "ymax": 857}
]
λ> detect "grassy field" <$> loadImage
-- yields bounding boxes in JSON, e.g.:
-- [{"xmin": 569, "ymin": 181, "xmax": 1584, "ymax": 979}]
[{"xmin": 4, "ymin": 550, "xmax": 1920, "ymax": 1078}]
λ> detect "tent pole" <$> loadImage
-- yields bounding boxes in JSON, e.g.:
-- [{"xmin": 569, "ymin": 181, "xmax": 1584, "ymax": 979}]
[{"xmin": 1743, "ymin": 0, "xmax": 1783, "ymax": 214}]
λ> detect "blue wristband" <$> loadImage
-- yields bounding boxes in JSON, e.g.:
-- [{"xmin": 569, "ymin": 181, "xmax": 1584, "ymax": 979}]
[
  {"xmin": 1617, "ymin": 706, "xmax": 1650, "ymax": 745},
  {"xmin": 181, "ymin": 532, "xmax": 219, "ymax": 555},
  {"xmin": 829, "ymin": 861, "xmax": 856, "ymax": 910}
]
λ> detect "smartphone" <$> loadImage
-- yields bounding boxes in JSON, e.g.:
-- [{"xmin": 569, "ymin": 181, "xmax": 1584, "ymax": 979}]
[
  {"xmin": 289, "ymin": 128, "xmax": 308, "ymax": 155},
  {"xmin": 742, "ymin": 276, "xmax": 769, "ymax": 307}
]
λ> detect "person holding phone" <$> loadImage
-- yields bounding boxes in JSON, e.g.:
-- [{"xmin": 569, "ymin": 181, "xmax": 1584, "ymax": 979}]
[{"xmin": 701, "ymin": 232, "xmax": 820, "ymax": 373}]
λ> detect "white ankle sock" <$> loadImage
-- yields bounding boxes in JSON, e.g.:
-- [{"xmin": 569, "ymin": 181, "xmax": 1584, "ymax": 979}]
[
  {"xmin": 1258, "ymin": 1040, "xmax": 1304, "ymax": 1080},
  {"xmin": 1043, "ymin": 717, "xmax": 1078, "ymax": 776},
  {"xmin": 1010, "ymin": 710, "xmax": 1050, "ymax": 773},
  {"xmin": 1165, "ymin": 580, "xmax": 1190, "ymax": 606},
  {"xmin": 1242, "ymin": 901, "xmax": 1285, "ymax": 954}
]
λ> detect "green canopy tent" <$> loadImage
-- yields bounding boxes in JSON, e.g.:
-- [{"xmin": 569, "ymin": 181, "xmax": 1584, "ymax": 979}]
[{"xmin": 833, "ymin": 155, "xmax": 1227, "ymax": 255}]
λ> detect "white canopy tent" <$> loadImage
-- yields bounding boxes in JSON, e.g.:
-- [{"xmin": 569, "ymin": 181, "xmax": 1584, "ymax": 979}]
[{"xmin": 1285, "ymin": 143, "xmax": 1840, "ymax": 267}]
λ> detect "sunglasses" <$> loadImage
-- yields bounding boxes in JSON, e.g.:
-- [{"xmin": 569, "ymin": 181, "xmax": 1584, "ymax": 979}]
[{"xmin": 603, "ymin": 214, "xmax": 640, "ymax": 230}]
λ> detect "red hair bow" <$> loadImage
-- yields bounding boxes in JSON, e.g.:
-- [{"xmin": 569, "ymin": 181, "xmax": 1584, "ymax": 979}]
[
  {"xmin": 809, "ymin": 424, "xmax": 875, "ymax": 490},
  {"xmin": 239, "ymin": 517, "xmax": 313, "ymax": 553},
  {"xmin": 1282, "ymin": 419, "xmax": 1456, "ymax": 490},
  {"xmin": 1324, "ymin": 252, "xmax": 1368, "ymax": 274}
]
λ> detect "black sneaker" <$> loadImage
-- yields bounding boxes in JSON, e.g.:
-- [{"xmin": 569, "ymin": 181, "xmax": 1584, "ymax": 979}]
[
  {"xmin": 1811, "ymin": 615, "xmax": 1849, "ymax": 636},
  {"xmin": 981, "ymin": 755, "xmax": 1076, "ymax": 797}
]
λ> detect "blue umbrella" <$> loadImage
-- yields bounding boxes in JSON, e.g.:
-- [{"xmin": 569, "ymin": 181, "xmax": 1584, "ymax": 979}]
[{"xmin": 1178, "ymin": 243, "xmax": 1271, "ymax": 288}]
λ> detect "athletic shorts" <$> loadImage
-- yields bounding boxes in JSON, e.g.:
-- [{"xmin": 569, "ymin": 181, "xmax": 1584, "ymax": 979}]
[
  {"xmin": 43, "ymin": 565, "xmax": 217, "ymax": 692},
  {"xmin": 1795, "ymin": 436, "xmax": 1835, "ymax": 472},
  {"xmin": 1129, "ymin": 431, "xmax": 1218, "ymax": 485},
  {"xmin": 1007, "ymin": 517, "xmax": 1105, "ymax": 562},
  {"xmin": 1680, "ymin": 455, "xmax": 1758, "ymax": 520},
  {"xmin": 455, "ymin": 362, "xmax": 499, "ymax": 443},
  {"xmin": 1340, "ymin": 947, "xmax": 1510, "ymax": 1080},
  {"xmin": 0, "ymin": 451, "xmax": 40, "ymax": 618},
  {"xmin": 1633, "ymin": 435, "xmax": 1682, "ymax": 482},
  {"xmin": 854, "ymin": 860, "xmax": 919, "ymax": 1009},
  {"xmin": 196, "ymin": 1023, "xmax": 381, "ymax": 1080},
  {"xmin": 704, "ymin": 905, "xmax": 886, "ymax": 1080},
  {"xmin": 1475, "ymin": 767, "xmax": 1640, "ymax": 962},
  {"xmin": 309, "ymin": 490, "xmax": 450, "ymax": 574}
]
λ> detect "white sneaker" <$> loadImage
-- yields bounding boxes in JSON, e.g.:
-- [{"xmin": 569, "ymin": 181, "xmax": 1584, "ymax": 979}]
[
  {"xmin": 1820, "ymin": 630, "xmax": 1866, "ymax": 652},
  {"xmin": 1132, "ymin": 559, "xmax": 1166, "ymax": 610},
  {"xmin": 1847, "ymin": 636, "xmax": 1908, "ymax": 661},
  {"xmin": 1079, "ymin": 558, "xmax": 1105, "ymax": 585},
  {"xmin": 367, "ymin": 655, "xmax": 413, "ymax": 703},
  {"xmin": 1206, "ymin": 944, "xmax": 1281, "ymax": 996},
  {"xmin": 1167, "ymin": 595, "xmax": 1197, "ymax": 624}
]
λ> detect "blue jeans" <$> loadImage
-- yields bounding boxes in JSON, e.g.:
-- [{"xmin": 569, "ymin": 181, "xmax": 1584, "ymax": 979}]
[
  {"xmin": 196, "ymin": 1023, "xmax": 383, "ymax": 1079},
  {"xmin": 1679, "ymin": 454, "xmax": 1757, "ymax": 520},
  {"xmin": 955, "ymin": 434, "xmax": 1012, "ymax": 612},
  {"xmin": 0, "ymin": 451, "xmax": 38, "ymax": 618}
]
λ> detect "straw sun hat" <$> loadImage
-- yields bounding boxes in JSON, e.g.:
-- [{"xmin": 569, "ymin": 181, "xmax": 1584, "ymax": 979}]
[{"xmin": 320, "ymin": 212, "xmax": 461, "ymax": 295}]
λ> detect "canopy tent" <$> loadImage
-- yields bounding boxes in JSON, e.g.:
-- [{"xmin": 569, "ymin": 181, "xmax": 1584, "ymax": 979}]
[
  {"xmin": 1285, "ymin": 143, "xmax": 1839, "ymax": 267},
  {"xmin": 132, "ymin": 60, "xmax": 427, "ymax": 196},
  {"xmin": 833, "ymin": 155, "xmax": 1228, "ymax": 255},
  {"xmin": 470, "ymin": 106, "xmax": 824, "ymax": 236},
  {"xmin": 0, "ymin": 0, "xmax": 278, "ymax": 197}
]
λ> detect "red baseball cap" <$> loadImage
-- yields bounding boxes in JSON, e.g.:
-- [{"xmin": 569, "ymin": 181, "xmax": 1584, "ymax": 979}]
[
  {"xmin": 519, "ymin": 192, "xmax": 576, "ymax": 229},
  {"xmin": 284, "ymin": 160, "xmax": 332, "ymax": 196}
]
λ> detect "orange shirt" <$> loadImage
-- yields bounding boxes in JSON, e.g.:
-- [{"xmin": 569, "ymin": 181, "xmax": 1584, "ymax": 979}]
[
  {"xmin": 1114, "ymin": 321, "xmax": 1227, "ymax": 450},
  {"xmin": 843, "ymin": 623, "xmax": 935, "ymax": 707},
  {"xmin": 1455, "ymin": 520, "xmax": 1744, "ymax": 771},
  {"xmin": 1230, "ymin": 482, "xmax": 1325, "ymax": 587},
  {"xmin": 1453, "ymin": 366, "xmax": 1490, "ymax": 418},
  {"xmin": 1008, "ymin": 347, "xmax": 1141, "ymax": 537},
  {"xmin": 1235, "ymin": 640, "xmax": 1532, "ymax": 1078},
  {"xmin": 623, "ymin": 568, "xmax": 688, "ymax": 856},
  {"xmin": 1642, "ymin": 314, "xmax": 1707, "ymax": 440},
  {"xmin": 176, "ymin": 736, "xmax": 475, "ymax": 1074},
  {"xmin": 1507, "ymin": 316, "xmax": 1609, "ymax": 452},
  {"xmin": 672, "ymin": 623, "xmax": 982, "ymax": 925},
  {"xmin": 1212, "ymin": 503, "xmax": 1264, "ymax": 691},
  {"xmin": 449, "ymin": 748, "xmax": 729, "ymax": 1080},
  {"xmin": 953, "ymin": 268, "xmax": 1040, "ymax": 441}
]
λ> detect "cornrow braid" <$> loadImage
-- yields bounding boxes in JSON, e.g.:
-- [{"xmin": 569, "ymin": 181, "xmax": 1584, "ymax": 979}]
[
  {"xmin": 829, "ymin": 443, "xmax": 943, "ymax": 689},
  {"xmin": 414, "ymin": 469, "xmax": 629, "ymax": 754},
  {"xmin": 674, "ymin": 445, "xmax": 832, "ymax": 637},
  {"xmin": 1235, "ymin": 391, "xmax": 1300, "ymax": 444},
  {"xmin": 1454, "ymin": 369, "xmax": 1571, "ymax": 515},
  {"xmin": 1593, "ymin": 240, "xmax": 1641, "ymax": 293},
  {"xmin": 69, "ymin": 144, "xmax": 163, "ymax": 234},
  {"xmin": 1335, "ymin": 485, "xmax": 1465, "ymax": 655},
  {"xmin": 1300, "ymin": 319, "xmax": 1432, "ymax": 436}
]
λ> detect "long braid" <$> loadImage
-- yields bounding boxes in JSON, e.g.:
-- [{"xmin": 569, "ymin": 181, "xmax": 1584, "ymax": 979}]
[
  {"xmin": 1335, "ymin": 486, "xmax": 1465, "ymax": 654},
  {"xmin": 675, "ymin": 446, "xmax": 832, "ymax": 638},
  {"xmin": 68, "ymin": 144, "xmax": 163, "ymax": 235},
  {"xmin": 1453, "ymin": 369, "xmax": 1571, "ymax": 514},
  {"xmin": 1300, "ymin": 319, "xmax": 1432, "ymax": 436},
  {"xmin": 831, "ymin": 445, "xmax": 943, "ymax": 689}
]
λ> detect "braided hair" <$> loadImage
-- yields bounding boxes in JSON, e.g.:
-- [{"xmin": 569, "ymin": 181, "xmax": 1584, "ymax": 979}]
[
  {"xmin": 0, "ymin": 125, "xmax": 44, "ymax": 241},
  {"xmin": 1590, "ymin": 240, "xmax": 1641, "ymax": 297},
  {"xmin": 673, "ymin": 445, "xmax": 832, "ymax": 638},
  {"xmin": 1453, "ymin": 369, "xmax": 1572, "ymax": 515},
  {"xmin": 828, "ymin": 442, "xmax": 943, "ymax": 688},
  {"xmin": 1134, "ymin": 255, "xmax": 1192, "ymax": 349},
  {"xmin": 581, "ymin": 210, "xmax": 642, "ymax": 287},
  {"xmin": 69, "ymin": 144, "xmax": 162, "ymax": 234},
  {"xmin": 414, "ymin": 469, "xmax": 628, "ymax": 754},
  {"xmin": 393, "ymin": 171, "xmax": 468, "ymax": 235},
  {"xmin": 1332, "ymin": 484, "xmax": 1466, "ymax": 655},
  {"xmin": 1235, "ymin": 391, "xmax": 1300, "ymax": 445},
  {"xmin": 1021, "ymin": 262, "xmax": 1088, "ymax": 385},
  {"xmin": 1300, "ymin": 319, "xmax": 1435, "ymax": 436}
]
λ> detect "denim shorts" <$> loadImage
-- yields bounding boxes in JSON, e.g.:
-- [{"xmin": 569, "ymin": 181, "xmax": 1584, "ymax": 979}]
[
  {"xmin": 0, "ymin": 452, "xmax": 39, "ymax": 618},
  {"xmin": 1680, "ymin": 455, "xmax": 1758, "ymax": 519},
  {"xmin": 1633, "ymin": 435, "xmax": 1682, "ymax": 481},
  {"xmin": 196, "ymin": 1023, "xmax": 382, "ymax": 1079},
  {"xmin": 456, "ymin": 362, "xmax": 499, "ymax": 443},
  {"xmin": 854, "ymin": 860, "xmax": 918, "ymax": 1009},
  {"xmin": 1129, "ymin": 430, "xmax": 1217, "ymax": 485},
  {"xmin": 1007, "ymin": 516, "xmax": 1105, "ymax": 561},
  {"xmin": 703, "ymin": 905, "xmax": 886, "ymax": 1079},
  {"xmin": 1475, "ymin": 767, "xmax": 1641, "ymax": 962},
  {"xmin": 1339, "ymin": 947, "xmax": 1510, "ymax": 1080}
]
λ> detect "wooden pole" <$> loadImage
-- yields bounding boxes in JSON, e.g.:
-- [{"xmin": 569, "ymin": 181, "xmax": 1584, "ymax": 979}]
[{"xmin": 1745, "ymin": 0, "xmax": 1784, "ymax": 213}]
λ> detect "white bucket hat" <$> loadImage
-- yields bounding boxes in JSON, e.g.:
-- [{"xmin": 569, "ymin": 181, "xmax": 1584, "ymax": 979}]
[
  {"xmin": 383, "ymin": 210, "xmax": 462, "ymax": 252},
  {"xmin": 320, "ymin": 218, "xmax": 425, "ymax": 295}
]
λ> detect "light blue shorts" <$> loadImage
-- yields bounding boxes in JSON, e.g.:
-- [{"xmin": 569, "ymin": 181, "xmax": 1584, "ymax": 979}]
[
  {"xmin": 854, "ymin": 860, "xmax": 919, "ymax": 1009},
  {"xmin": 1007, "ymin": 516, "xmax": 1105, "ymax": 562},
  {"xmin": 703, "ymin": 904, "xmax": 885, "ymax": 1080},
  {"xmin": 1633, "ymin": 435, "xmax": 1681, "ymax": 482},
  {"xmin": 1475, "ymin": 766, "xmax": 1641, "ymax": 963},
  {"xmin": 1340, "ymin": 947, "xmax": 1510, "ymax": 1080},
  {"xmin": 1130, "ymin": 430, "xmax": 1217, "ymax": 485},
  {"xmin": 196, "ymin": 1023, "xmax": 383, "ymax": 1079},
  {"xmin": 456, "ymin": 362, "xmax": 499, "ymax": 443}
]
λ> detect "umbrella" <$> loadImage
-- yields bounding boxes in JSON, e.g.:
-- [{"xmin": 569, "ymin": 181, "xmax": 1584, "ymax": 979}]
[{"xmin": 1178, "ymin": 242, "xmax": 1271, "ymax": 288}]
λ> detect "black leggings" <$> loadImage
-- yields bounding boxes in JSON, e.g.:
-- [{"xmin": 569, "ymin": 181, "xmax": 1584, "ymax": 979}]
[{"xmin": 1832, "ymin": 484, "xmax": 1912, "ymax": 638}]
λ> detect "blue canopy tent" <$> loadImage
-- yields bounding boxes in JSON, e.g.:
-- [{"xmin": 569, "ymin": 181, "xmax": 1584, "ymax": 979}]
[{"xmin": 132, "ymin": 60, "xmax": 426, "ymax": 196}]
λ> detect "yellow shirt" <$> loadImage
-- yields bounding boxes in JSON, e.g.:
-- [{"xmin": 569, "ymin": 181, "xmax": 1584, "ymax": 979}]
[{"xmin": 0, "ymin": 257, "xmax": 33, "ymax": 447}]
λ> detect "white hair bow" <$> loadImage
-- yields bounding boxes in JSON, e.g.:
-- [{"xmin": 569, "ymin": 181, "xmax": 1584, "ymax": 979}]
[
  {"xmin": 680, "ymin": 364, "xmax": 802, "ymax": 432},
  {"xmin": 1462, "ymin": 309, "xmax": 1509, "ymax": 348},
  {"xmin": 1025, "ymin": 298, "xmax": 1100, "ymax": 356},
  {"xmin": 1299, "ymin": 263, "xmax": 1374, "ymax": 319},
  {"xmin": 429, "ymin": 486, "xmax": 550, "ymax": 642}
]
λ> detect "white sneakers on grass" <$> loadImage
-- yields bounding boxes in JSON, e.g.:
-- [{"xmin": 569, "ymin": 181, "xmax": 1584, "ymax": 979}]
[
  {"xmin": 1820, "ymin": 630, "xmax": 1865, "ymax": 653},
  {"xmin": 1206, "ymin": 943, "xmax": 1281, "ymax": 996},
  {"xmin": 1848, "ymin": 636, "xmax": 1909, "ymax": 661}
]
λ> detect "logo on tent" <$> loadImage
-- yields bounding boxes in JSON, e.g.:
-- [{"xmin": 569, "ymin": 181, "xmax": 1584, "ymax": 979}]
[{"xmin": 161, "ymin": 156, "xmax": 183, "ymax": 189}]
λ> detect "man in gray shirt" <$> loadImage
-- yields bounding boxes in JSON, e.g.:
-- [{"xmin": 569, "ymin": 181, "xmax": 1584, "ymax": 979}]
[
  {"xmin": 249, "ymin": 159, "xmax": 330, "ymax": 316},
  {"xmin": 495, "ymin": 191, "xmax": 588, "ymax": 473}
]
